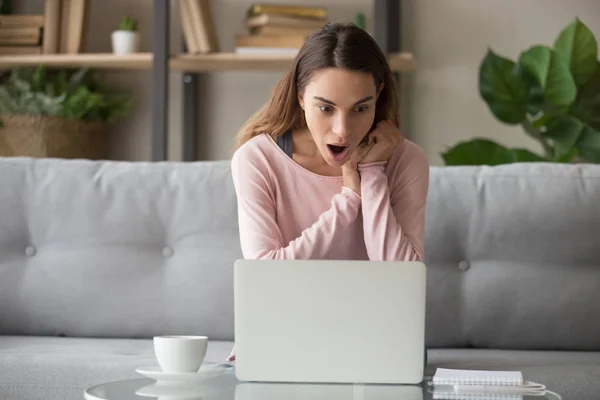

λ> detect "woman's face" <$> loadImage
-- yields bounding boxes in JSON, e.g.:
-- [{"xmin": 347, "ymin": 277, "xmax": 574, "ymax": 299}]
[{"xmin": 298, "ymin": 68, "xmax": 380, "ymax": 167}]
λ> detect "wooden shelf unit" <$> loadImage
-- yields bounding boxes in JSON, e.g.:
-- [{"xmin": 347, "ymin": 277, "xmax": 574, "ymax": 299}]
[
  {"xmin": 172, "ymin": 52, "xmax": 302, "ymax": 71},
  {"xmin": 0, "ymin": 52, "xmax": 416, "ymax": 72},
  {"xmin": 0, "ymin": 0, "xmax": 406, "ymax": 161},
  {"xmin": 173, "ymin": 52, "xmax": 416, "ymax": 72},
  {"xmin": 0, "ymin": 53, "xmax": 153, "ymax": 70}
]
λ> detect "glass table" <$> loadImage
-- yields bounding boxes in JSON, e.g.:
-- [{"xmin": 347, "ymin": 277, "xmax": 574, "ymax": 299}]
[{"xmin": 84, "ymin": 369, "xmax": 557, "ymax": 400}]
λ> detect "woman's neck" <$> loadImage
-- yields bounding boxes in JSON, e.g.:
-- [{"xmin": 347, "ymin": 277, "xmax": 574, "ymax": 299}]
[{"xmin": 291, "ymin": 128, "xmax": 342, "ymax": 177}]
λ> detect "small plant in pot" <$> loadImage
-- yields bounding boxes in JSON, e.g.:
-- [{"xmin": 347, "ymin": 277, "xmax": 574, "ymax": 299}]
[
  {"xmin": 0, "ymin": 66, "xmax": 134, "ymax": 159},
  {"xmin": 112, "ymin": 16, "xmax": 139, "ymax": 54}
]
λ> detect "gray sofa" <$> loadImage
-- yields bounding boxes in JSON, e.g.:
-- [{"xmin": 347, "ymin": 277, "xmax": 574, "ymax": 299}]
[{"xmin": 0, "ymin": 156, "xmax": 599, "ymax": 400}]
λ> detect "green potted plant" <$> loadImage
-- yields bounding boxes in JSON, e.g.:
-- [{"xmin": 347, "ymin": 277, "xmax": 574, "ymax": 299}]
[
  {"xmin": 0, "ymin": 66, "xmax": 133, "ymax": 159},
  {"xmin": 111, "ymin": 16, "xmax": 139, "ymax": 54},
  {"xmin": 442, "ymin": 17, "xmax": 600, "ymax": 165}
]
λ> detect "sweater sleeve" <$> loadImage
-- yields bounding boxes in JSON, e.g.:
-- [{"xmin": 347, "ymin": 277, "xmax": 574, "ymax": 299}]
[
  {"xmin": 231, "ymin": 145, "xmax": 361, "ymax": 260},
  {"xmin": 358, "ymin": 144, "xmax": 430, "ymax": 261}
]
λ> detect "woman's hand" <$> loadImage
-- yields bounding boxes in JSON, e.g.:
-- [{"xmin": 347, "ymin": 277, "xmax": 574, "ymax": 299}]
[
  {"xmin": 341, "ymin": 142, "xmax": 373, "ymax": 196},
  {"xmin": 359, "ymin": 120, "xmax": 404, "ymax": 165},
  {"xmin": 340, "ymin": 121, "xmax": 402, "ymax": 195}
]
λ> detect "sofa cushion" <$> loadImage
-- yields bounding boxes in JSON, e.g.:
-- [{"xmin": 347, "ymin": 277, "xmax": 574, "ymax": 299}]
[
  {"xmin": 424, "ymin": 163, "xmax": 600, "ymax": 350},
  {"xmin": 2, "ymin": 158, "xmax": 600, "ymax": 353},
  {"xmin": 0, "ymin": 335, "xmax": 233, "ymax": 400},
  {"xmin": 426, "ymin": 348, "xmax": 600, "ymax": 399},
  {"xmin": 0, "ymin": 158, "xmax": 242, "ymax": 339}
]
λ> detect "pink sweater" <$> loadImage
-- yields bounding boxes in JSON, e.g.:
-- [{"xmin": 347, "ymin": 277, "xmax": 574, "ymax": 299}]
[
  {"xmin": 230, "ymin": 133, "xmax": 430, "ymax": 262},
  {"xmin": 227, "ymin": 133, "xmax": 429, "ymax": 361}
]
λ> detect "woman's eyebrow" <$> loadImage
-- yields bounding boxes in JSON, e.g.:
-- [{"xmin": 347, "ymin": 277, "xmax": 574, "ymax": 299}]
[{"xmin": 313, "ymin": 96, "xmax": 374, "ymax": 106}]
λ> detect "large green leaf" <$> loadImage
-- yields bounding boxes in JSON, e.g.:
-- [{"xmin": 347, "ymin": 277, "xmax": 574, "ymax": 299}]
[
  {"xmin": 441, "ymin": 138, "xmax": 547, "ymax": 166},
  {"xmin": 479, "ymin": 49, "xmax": 528, "ymax": 124},
  {"xmin": 518, "ymin": 45, "xmax": 577, "ymax": 106},
  {"xmin": 544, "ymin": 115, "xmax": 600, "ymax": 163},
  {"xmin": 544, "ymin": 116, "xmax": 584, "ymax": 159},
  {"xmin": 553, "ymin": 17, "xmax": 598, "ymax": 86},
  {"xmin": 576, "ymin": 125, "xmax": 600, "ymax": 162},
  {"xmin": 553, "ymin": 148, "xmax": 578, "ymax": 163},
  {"xmin": 571, "ymin": 61, "xmax": 600, "ymax": 130},
  {"xmin": 513, "ymin": 63, "xmax": 545, "ymax": 116}
]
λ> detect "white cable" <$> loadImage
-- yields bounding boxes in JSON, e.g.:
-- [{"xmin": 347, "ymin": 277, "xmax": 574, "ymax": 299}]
[
  {"xmin": 526, "ymin": 382, "xmax": 562, "ymax": 399},
  {"xmin": 542, "ymin": 389, "xmax": 562, "ymax": 400}
]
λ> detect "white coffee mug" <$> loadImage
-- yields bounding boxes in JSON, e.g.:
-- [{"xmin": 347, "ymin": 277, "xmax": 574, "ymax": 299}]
[{"xmin": 153, "ymin": 335, "xmax": 208, "ymax": 373}]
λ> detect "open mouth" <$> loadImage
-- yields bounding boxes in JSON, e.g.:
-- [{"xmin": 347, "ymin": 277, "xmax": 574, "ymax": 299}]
[{"xmin": 327, "ymin": 144, "xmax": 350, "ymax": 161}]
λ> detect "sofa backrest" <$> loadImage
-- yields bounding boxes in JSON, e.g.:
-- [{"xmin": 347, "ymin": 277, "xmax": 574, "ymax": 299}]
[
  {"xmin": 0, "ymin": 157, "xmax": 241, "ymax": 340},
  {"xmin": 424, "ymin": 163, "xmax": 600, "ymax": 351},
  {"xmin": 1, "ymin": 158, "xmax": 599, "ymax": 350}
]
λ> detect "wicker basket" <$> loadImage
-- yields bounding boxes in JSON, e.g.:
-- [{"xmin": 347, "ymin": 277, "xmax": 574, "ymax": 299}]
[{"xmin": 0, "ymin": 115, "xmax": 109, "ymax": 159}]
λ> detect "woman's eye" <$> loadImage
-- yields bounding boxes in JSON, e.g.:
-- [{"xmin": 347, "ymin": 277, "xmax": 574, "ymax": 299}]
[
  {"xmin": 319, "ymin": 105, "xmax": 333, "ymax": 113},
  {"xmin": 354, "ymin": 105, "xmax": 368, "ymax": 113}
]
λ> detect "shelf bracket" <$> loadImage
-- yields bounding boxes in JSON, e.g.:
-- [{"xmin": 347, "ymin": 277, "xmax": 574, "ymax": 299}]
[
  {"xmin": 373, "ymin": 0, "xmax": 401, "ymax": 53},
  {"xmin": 152, "ymin": 0, "xmax": 169, "ymax": 161},
  {"xmin": 373, "ymin": 0, "xmax": 403, "ymax": 127},
  {"xmin": 183, "ymin": 72, "xmax": 199, "ymax": 162}
]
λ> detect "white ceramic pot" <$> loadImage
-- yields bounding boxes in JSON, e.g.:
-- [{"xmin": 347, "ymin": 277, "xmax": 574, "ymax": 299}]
[{"xmin": 111, "ymin": 30, "xmax": 140, "ymax": 54}]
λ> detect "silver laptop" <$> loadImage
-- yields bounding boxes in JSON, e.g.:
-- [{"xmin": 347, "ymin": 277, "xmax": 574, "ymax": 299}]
[
  {"xmin": 233, "ymin": 259, "xmax": 427, "ymax": 384},
  {"xmin": 235, "ymin": 381, "xmax": 424, "ymax": 400}
]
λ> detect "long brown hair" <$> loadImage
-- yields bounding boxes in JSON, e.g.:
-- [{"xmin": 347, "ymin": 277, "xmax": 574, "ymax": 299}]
[{"xmin": 233, "ymin": 22, "xmax": 399, "ymax": 152}]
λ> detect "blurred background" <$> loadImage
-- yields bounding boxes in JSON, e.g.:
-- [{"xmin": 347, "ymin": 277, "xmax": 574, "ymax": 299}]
[{"xmin": 3, "ymin": 0, "xmax": 600, "ymax": 165}]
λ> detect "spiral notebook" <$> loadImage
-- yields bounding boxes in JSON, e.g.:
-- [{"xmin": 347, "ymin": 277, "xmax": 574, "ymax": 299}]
[
  {"xmin": 429, "ymin": 369, "xmax": 557, "ymax": 399},
  {"xmin": 432, "ymin": 393, "xmax": 525, "ymax": 400},
  {"xmin": 432, "ymin": 393, "xmax": 524, "ymax": 400},
  {"xmin": 432, "ymin": 368, "xmax": 524, "ymax": 386}
]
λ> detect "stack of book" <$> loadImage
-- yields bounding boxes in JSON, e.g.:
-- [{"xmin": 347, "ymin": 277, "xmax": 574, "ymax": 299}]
[
  {"xmin": 42, "ymin": 0, "xmax": 90, "ymax": 54},
  {"xmin": 0, "ymin": 14, "xmax": 44, "ymax": 55},
  {"xmin": 234, "ymin": 3, "xmax": 328, "ymax": 55},
  {"xmin": 179, "ymin": 0, "xmax": 219, "ymax": 54}
]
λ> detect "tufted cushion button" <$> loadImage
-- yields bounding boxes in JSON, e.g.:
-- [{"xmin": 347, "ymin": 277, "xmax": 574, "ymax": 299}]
[
  {"xmin": 162, "ymin": 246, "xmax": 174, "ymax": 258},
  {"xmin": 25, "ymin": 245, "xmax": 36, "ymax": 257},
  {"xmin": 458, "ymin": 260, "xmax": 470, "ymax": 271}
]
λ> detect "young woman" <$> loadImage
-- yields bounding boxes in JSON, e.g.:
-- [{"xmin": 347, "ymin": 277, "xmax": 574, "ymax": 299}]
[
  {"xmin": 231, "ymin": 22, "xmax": 429, "ymax": 262},
  {"xmin": 228, "ymin": 22, "xmax": 429, "ymax": 362}
]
